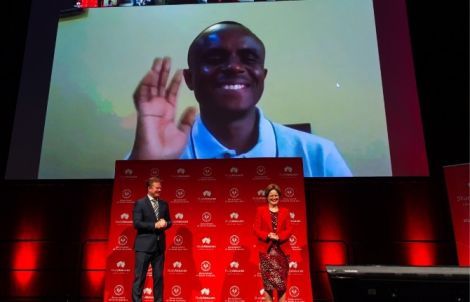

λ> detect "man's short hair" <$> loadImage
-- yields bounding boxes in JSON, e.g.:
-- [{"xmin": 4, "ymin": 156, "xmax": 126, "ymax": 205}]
[
  {"xmin": 187, "ymin": 20, "xmax": 265, "ymax": 66},
  {"xmin": 146, "ymin": 176, "xmax": 161, "ymax": 188}
]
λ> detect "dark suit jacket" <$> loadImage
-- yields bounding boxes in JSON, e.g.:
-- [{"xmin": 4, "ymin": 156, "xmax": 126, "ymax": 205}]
[
  {"xmin": 253, "ymin": 205, "xmax": 293, "ymax": 256},
  {"xmin": 133, "ymin": 196, "xmax": 172, "ymax": 253}
]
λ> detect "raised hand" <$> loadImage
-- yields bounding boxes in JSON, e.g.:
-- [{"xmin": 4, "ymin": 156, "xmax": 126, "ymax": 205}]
[{"xmin": 129, "ymin": 57, "xmax": 196, "ymax": 160}]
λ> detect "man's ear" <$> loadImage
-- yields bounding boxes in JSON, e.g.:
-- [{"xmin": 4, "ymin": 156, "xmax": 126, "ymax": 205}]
[{"xmin": 183, "ymin": 69, "xmax": 194, "ymax": 91}]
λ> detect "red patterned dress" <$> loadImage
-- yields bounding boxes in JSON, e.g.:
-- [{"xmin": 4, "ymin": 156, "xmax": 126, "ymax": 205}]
[{"xmin": 259, "ymin": 211, "xmax": 289, "ymax": 291}]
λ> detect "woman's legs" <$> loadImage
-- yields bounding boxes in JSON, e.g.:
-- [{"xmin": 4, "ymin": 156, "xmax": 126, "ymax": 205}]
[{"xmin": 263, "ymin": 289, "xmax": 274, "ymax": 301}]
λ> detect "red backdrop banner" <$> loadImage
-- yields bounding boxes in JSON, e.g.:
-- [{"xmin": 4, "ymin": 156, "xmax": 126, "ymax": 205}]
[
  {"xmin": 104, "ymin": 158, "xmax": 313, "ymax": 301},
  {"xmin": 443, "ymin": 163, "xmax": 470, "ymax": 266}
]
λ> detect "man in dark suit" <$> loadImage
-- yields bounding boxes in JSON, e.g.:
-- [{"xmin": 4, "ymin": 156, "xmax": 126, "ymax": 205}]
[{"xmin": 132, "ymin": 177, "xmax": 172, "ymax": 302}]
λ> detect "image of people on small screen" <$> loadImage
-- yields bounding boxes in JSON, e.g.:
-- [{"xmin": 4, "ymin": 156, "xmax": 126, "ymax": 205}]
[{"xmin": 128, "ymin": 21, "xmax": 352, "ymax": 177}]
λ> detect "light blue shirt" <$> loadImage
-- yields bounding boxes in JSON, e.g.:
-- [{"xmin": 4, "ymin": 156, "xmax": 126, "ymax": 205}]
[{"xmin": 180, "ymin": 109, "xmax": 352, "ymax": 177}]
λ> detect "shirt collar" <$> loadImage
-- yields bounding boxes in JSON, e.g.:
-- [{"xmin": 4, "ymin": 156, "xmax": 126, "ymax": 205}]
[
  {"xmin": 147, "ymin": 195, "xmax": 158, "ymax": 203},
  {"xmin": 190, "ymin": 108, "xmax": 277, "ymax": 158}
]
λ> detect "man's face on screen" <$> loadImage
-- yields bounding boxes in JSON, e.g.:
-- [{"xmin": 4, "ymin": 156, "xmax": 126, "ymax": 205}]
[{"xmin": 185, "ymin": 24, "xmax": 267, "ymax": 118}]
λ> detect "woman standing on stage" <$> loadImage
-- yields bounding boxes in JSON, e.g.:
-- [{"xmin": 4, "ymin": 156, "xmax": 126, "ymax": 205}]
[{"xmin": 253, "ymin": 183, "xmax": 294, "ymax": 302}]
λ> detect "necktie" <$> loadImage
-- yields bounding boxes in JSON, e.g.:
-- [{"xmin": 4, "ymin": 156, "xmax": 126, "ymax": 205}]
[{"xmin": 152, "ymin": 199, "xmax": 159, "ymax": 220}]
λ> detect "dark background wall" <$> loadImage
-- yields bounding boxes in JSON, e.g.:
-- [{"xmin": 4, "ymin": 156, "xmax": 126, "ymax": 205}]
[{"xmin": 1, "ymin": 1, "xmax": 468, "ymax": 301}]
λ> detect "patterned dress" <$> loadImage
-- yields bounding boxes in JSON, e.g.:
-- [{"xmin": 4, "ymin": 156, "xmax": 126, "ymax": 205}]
[{"xmin": 259, "ymin": 210, "xmax": 289, "ymax": 291}]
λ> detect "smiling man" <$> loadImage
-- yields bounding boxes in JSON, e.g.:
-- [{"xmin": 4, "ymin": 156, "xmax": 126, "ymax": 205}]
[{"xmin": 128, "ymin": 21, "xmax": 352, "ymax": 177}]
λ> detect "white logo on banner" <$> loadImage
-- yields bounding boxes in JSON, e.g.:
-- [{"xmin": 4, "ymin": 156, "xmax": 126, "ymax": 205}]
[
  {"xmin": 226, "ymin": 166, "xmax": 244, "ymax": 177},
  {"xmin": 226, "ymin": 260, "xmax": 245, "ymax": 275},
  {"xmin": 121, "ymin": 189, "xmax": 132, "ymax": 199},
  {"xmin": 111, "ymin": 260, "xmax": 131, "ymax": 273},
  {"xmin": 176, "ymin": 168, "xmax": 186, "ymax": 175},
  {"xmin": 201, "ymin": 260, "xmax": 211, "ymax": 272},
  {"xmin": 168, "ymin": 260, "xmax": 188, "ymax": 274},
  {"xmin": 230, "ymin": 285, "xmax": 240, "ymax": 297},
  {"xmin": 226, "ymin": 212, "xmax": 244, "ymax": 225},
  {"xmin": 289, "ymin": 261, "xmax": 303, "ymax": 275},
  {"xmin": 289, "ymin": 235, "xmax": 298, "ymax": 245},
  {"xmin": 174, "ymin": 235, "xmax": 184, "ymax": 246},
  {"xmin": 120, "ymin": 213, "xmax": 130, "ymax": 220},
  {"xmin": 280, "ymin": 165, "xmax": 299, "ymax": 177},
  {"xmin": 173, "ymin": 261, "xmax": 182, "ymax": 268},
  {"xmin": 230, "ymin": 235, "xmax": 240, "ymax": 246},
  {"xmin": 113, "ymin": 285, "xmax": 124, "ymax": 296},
  {"xmin": 173, "ymin": 213, "xmax": 188, "ymax": 225},
  {"xmin": 116, "ymin": 261, "xmax": 126, "ymax": 268},
  {"xmin": 200, "ymin": 288, "xmax": 210, "ymax": 295},
  {"xmin": 284, "ymin": 187, "xmax": 295, "ymax": 198},
  {"xmin": 202, "ymin": 167, "xmax": 212, "ymax": 176},
  {"xmin": 124, "ymin": 168, "xmax": 133, "ymax": 175},
  {"xmin": 289, "ymin": 261, "xmax": 298, "ymax": 269},
  {"xmin": 201, "ymin": 212, "xmax": 212, "ymax": 223},
  {"xmin": 289, "ymin": 286, "xmax": 300, "ymax": 298},
  {"xmin": 150, "ymin": 168, "xmax": 159, "ymax": 176},
  {"xmin": 143, "ymin": 287, "xmax": 152, "ymax": 295},
  {"xmin": 230, "ymin": 212, "xmax": 239, "ymax": 219},
  {"xmin": 230, "ymin": 261, "xmax": 239, "ymax": 268},
  {"xmin": 118, "ymin": 235, "xmax": 128, "ymax": 246},
  {"xmin": 198, "ymin": 189, "xmax": 216, "ymax": 203},
  {"xmin": 229, "ymin": 187, "xmax": 240, "ymax": 198},
  {"xmin": 289, "ymin": 211, "xmax": 301, "ymax": 224},
  {"xmin": 226, "ymin": 235, "xmax": 243, "ymax": 251},
  {"xmin": 257, "ymin": 189, "xmax": 265, "ymax": 197},
  {"xmin": 197, "ymin": 260, "xmax": 215, "ymax": 277},
  {"xmin": 197, "ymin": 236, "xmax": 215, "ymax": 250},
  {"xmin": 256, "ymin": 165, "xmax": 266, "ymax": 175},
  {"xmin": 226, "ymin": 187, "xmax": 244, "ymax": 203},
  {"xmin": 175, "ymin": 188, "xmax": 186, "ymax": 199},
  {"xmin": 198, "ymin": 212, "xmax": 215, "ymax": 228},
  {"xmin": 172, "ymin": 285, "xmax": 182, "ymax": 297}
]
